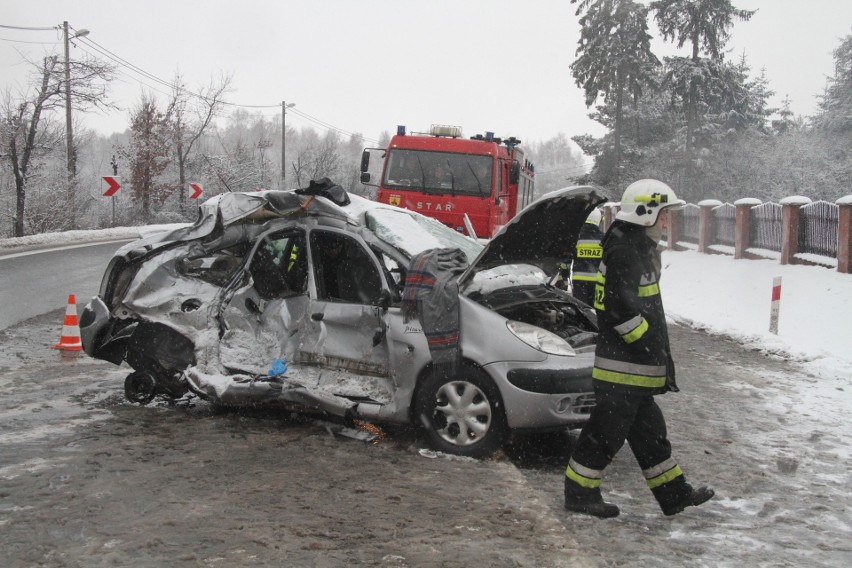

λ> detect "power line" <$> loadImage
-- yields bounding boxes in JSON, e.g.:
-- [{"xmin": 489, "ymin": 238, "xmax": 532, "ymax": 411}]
[
  {"xmin": 71, "ymin": 27, "xmax": 373, "ymax": 141},
  {"xmin": 0, "ymin": 24, "xmax": 57, "ymax": 31},
  {"xmin": 76, "ymin": 35, "xmax": 177, "ymax": 92},
  {"xmin": 5, "ymin": 22, "xmax": 396, "ymax": 146},
  {"xmin": 0, "ymin": 36, "xmax": 61, "ymax": 45}
]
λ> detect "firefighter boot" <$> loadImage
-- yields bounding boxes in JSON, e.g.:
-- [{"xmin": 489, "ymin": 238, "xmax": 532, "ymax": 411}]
[
  {"xmin": 564, "ymin": 477, "xmax": 620, "ymax": 518},
  {"xmin": 654, "ymin": 481, "xmax": 715, "ymax": 516}
]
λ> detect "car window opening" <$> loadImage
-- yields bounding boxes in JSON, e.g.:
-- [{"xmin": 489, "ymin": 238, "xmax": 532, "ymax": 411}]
[
  {"xmin": 250, "ymin": 231, "xmax": 308, "ymax": 299},
  {"xmin": 311, "ymin": 232, "xmax": 382, "ymax": 305}
]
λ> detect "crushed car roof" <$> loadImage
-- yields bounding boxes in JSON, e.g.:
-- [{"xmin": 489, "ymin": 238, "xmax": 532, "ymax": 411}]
[{"xmin": 128, "ymin": 182, "xmax": 610, "ymax": 279}]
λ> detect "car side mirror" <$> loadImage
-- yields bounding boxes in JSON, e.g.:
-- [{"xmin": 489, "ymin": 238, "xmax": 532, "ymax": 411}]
[
  {"xmin": 360, "ymin": 172, "xmax": 371, "ymax": 184},
  {"xmin": 509, "ymin": 161, "xmax": 520, "ymax": 184},
  {"xmin": 360, "ymin": 149, "xmax": 370, "ymax": 173}
]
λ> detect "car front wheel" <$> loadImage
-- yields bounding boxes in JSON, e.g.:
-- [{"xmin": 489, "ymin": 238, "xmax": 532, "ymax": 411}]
[{"xmin": 414, "ymin": 365, "xmax": 507, "ymax": 458}]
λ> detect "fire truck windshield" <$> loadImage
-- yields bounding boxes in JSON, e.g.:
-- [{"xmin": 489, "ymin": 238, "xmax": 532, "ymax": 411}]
[{"xmin": 382, "ymin": 149, "xmax": 493, "ymax": 197}]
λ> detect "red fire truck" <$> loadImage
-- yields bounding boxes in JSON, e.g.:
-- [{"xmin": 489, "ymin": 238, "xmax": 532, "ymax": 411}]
[{"xmin": 360, "ymin": 124, "xmax": 535, "ymax": 238}]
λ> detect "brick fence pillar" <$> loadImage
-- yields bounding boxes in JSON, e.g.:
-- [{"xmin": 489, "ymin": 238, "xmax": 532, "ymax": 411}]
[
  {"xmin": 602, "ymin": 203, "xmax": 618, "ymax": 233},
  {"xmin": 665, "ymin": 207, "xmax": 683, "ymax": 251},
  {"xmin": 697, "ymin": 199, "xmax": 722, "ymax": 254},
  {"xmin": 780, "ymin": 196, "xmax": 811, "ymax": 265},
  {"xmin": 734, "ymin": 198, "xmax": 761, "ymax": 259},
  {"xmin": 836, "ymin": 195, "xmax": 852, "ymax": 274}
]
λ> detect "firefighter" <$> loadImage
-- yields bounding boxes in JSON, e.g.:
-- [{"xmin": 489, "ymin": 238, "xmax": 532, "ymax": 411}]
[
  {"xmin": 570, "ymin": 208, "xmax": 603, "ymax": 305},
  {"xmin": 553, "ymin": 208, "xmax": 603, "ymax": 303},
  {"xmin": 563, "ymin": 179, "xmax": 714, "ymax": 518}
]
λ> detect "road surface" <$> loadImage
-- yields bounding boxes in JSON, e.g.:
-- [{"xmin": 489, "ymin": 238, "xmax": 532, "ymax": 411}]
[
  {"xmin": 0, "ymin": 241, "xmax": 131, "ymax": 330},
  {"xmin": 0, "ymin": 310, "xmax": 848, "ymax": 567}
]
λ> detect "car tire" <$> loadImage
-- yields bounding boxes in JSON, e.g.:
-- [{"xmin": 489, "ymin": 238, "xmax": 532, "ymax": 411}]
[
  {"xmin": 124, "ymin": 371, "xmax": 157, "ymax": 405},
  {"xmin": 414, "ymin": 364, "xmax": 508, "ymax": 458}
]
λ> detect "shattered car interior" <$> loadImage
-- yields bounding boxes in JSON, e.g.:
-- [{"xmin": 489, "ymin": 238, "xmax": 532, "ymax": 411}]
[{"xmin": 81, "ymin": 179, "xmax": 611, "ymax": 457}]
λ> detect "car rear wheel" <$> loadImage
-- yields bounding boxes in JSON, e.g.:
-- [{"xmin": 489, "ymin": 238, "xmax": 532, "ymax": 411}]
[
  {"xmin": 124, "ymin": 371, "xmax": 157, "ymax": 405},
  {"xmin": 414, "ymin": 365, "xmax": 507, "ymax": 458}
]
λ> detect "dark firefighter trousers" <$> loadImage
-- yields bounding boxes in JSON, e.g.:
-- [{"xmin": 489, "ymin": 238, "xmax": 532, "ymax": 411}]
[{"xmin": 567, "ymin": 386, "xmax": 693, "ymax": 509}]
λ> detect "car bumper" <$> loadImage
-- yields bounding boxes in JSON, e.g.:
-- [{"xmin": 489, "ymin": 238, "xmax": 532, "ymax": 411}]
[
  {"xmin": 484, "ymin": 355, "xmax": 595, "ymax": 430},
  {"xmin": 79, "ymin": 296, "xmax": 111, "ymax": 358}
]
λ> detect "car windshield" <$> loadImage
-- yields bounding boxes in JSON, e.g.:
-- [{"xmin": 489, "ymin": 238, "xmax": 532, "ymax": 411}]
[
  {"xmin": 365, "ymin": 208, "xmax": 483, "ymax": 264},
  {"xmin": 382, "ymin": 149, "xmax": 493, "ymax": 197}
]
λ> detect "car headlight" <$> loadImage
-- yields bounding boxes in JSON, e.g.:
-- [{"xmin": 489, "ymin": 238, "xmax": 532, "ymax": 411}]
[{"xmin": 506, "ymin": 320, "xmax": 576, "ymax": 357}]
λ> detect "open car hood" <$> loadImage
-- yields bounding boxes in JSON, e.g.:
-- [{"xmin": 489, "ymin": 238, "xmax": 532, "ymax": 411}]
[{"xmin": 458, "ymin": 185, "xmax": 612, "ymax": 290}]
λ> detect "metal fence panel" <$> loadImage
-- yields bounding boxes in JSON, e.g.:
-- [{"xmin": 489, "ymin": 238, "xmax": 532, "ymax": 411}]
[
  {"xmin": 679, "ymin": 204, "xmax": 700, "ymax": 244},
  {"xmin": 799, "ymin": 201, "xmax": 838, "ymax": 258},
  {"xmin": 750, "ymin": 202, "xmax": 782, "ymax": 251},
  {"xmin": 713, "ymin": 203, "xmax": 736, "ymax": 247}
]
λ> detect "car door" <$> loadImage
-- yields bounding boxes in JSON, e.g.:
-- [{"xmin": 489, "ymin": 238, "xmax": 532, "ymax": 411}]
[
  {"xmin": 301, "ymin": 229, "xmax": 390, "ymax": 373},
  {"xmin": 217, "ymin": 227, "xmax": 311, "ymax": 375},
  {"xmin": 366, "ymin": 246, "xmax": 433, "ymax": 419}
]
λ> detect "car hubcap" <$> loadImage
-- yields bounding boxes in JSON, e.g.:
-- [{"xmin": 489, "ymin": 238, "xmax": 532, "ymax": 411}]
[{"xmin": 432, "ymin": 381, "xmax": 492, "ymax": 446}]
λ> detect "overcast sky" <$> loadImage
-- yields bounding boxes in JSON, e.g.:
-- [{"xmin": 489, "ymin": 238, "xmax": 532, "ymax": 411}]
[{"xmin": 1, "ymin": 1, "xmax": 850, "ymax": 146}]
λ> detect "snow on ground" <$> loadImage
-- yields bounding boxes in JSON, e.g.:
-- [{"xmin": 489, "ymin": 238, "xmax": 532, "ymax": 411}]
[
  {"xmin": 0, "ymin": 225, "xmax": 183, "ymax": 257},
  {"xmin": 661, "ymin": 248, "xmax": 852, "ymax": 385}
]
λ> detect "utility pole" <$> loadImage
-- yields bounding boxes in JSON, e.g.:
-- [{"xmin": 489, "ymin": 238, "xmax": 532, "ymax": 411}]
[
  {"xmin": 63, "ymin": 21, "xmax": 75, "ymax": 180},
  {"xmin": 62, "ymin": 21, "xmax": 89, "ymax": 227},
  {"xmin": 281, "ymin": 101, "xmax": 295, "ymax": 186},
  {"xmin": 63, "ymin": 22, "xmax": 88, "ymax": 178}
]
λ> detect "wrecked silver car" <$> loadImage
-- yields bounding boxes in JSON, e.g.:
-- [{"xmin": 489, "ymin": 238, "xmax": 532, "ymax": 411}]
[{"xmin": 80, "ymin": 180, "xmax": 610, "ymax": 457}]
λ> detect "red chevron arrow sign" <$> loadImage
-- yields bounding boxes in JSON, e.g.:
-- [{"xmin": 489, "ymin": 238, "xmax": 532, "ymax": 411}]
[
  {"xmin": 189, "ymin": 183, "xmax": 203, "ymax": 199},
  {"xmin": 102, "ymin": 176, "xmax": 121, "ymax": 197}
]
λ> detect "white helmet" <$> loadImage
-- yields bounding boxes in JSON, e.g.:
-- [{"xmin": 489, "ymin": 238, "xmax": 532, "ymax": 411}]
[
  {"xmin": 585, "ymin": 207, "xmax": 602, "ymax": 225},
  {"xmin": 615, "ymin": 179, "xmax": 685, "ymax": 226}
]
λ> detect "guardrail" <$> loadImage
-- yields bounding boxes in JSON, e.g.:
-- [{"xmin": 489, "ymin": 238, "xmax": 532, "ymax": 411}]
[{"xmin": 602, "ymin": 195, "xmax": 852, "ymax": 274}]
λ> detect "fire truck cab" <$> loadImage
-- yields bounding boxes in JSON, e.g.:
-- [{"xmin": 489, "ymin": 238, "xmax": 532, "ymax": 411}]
[{"xmin": 361, "ymin": 124, "xmax": 535, "ymax": 238}]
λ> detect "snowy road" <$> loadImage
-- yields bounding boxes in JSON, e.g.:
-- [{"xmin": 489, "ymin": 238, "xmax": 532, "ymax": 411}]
[
  {"xmin": 1, "ymin": 308, "xmax": 849, "ymax": 567},
  {"xmin": 510, "ymin": 322, "xmax": 851, "ymax": 567},
  {"xmin": 0, "ymin": 241, "xmax": 131, "ymax": 330}
]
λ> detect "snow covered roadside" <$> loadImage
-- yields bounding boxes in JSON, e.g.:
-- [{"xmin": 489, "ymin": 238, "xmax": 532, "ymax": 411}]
[
  {"xmin": 0, "ymin": 225, "xmax": 186, "ymax": 256},
  {"xmin": 660, "ymin": 248, "xmax": 852, "ymax": 385}
]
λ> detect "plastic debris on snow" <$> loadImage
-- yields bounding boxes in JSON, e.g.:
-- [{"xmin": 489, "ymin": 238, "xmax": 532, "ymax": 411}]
[
  {"xmin": 315, "ymin": 420, "xmax": 381, "ymax": 443},
  {"xmin": 267, "ymin": 358, "xmax": 288, "ymax": 376}
]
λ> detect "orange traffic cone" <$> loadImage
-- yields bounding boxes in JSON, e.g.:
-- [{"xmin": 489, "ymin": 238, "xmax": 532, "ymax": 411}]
[{"xmin": 52, "ymin": 294, "xmax": 83, "ymax": 351}]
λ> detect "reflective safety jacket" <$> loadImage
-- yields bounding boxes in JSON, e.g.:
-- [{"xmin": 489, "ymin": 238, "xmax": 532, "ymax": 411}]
[
  {"xmin": 553, "ymin": 222, "xmax": 603, "ymax": 294},
  {"xmin": 592, "ymin": 220, "xmax": 677, "ymax": 395},
  {"xmin": 572, "ymin": 221, "xmax": 603, "ymax": 289}
]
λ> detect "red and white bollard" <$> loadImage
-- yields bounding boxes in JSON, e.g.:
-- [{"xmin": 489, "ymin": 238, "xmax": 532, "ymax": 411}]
[{"xmin": 769, "ymin": 276, "xmax": 782, "ymax": 334}]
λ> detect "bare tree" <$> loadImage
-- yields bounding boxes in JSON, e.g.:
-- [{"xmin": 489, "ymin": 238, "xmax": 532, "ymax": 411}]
[
  {"xmin": 120, "ymin": 94, "xmax": 173, "ymax": 222},
  {"xmin": 291, "ymin": 133, "xmax": 343, "ymax": 187},
  {"xmin": 0, "ymin": 51, "xmax": 114, "ymax": 236},
  {"xmin": 168, "ymin": 72, "xmax": 232, "ymax": 212}
]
